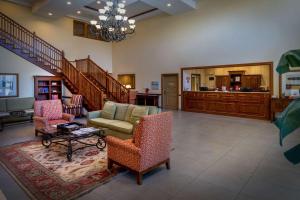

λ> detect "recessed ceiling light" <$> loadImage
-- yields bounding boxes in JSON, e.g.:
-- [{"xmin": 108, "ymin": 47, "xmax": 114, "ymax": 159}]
[
  {"xmin": 48, "ymin": 12, "xmax": 53, "ymax": 16},
  {"xmin": 77, "ymin": 10, "xmax": 81, "ymax": 14},
  {"xmin": 96, "ymin": 1, "xmax": 101, "ymax": 4},
  {"xmin": 167, "ymin": 3, "xmax": 172, "ymax": 7},
  {"xmin": 67, "ymin": 1, "xmax": 71, "ymax": 5}
]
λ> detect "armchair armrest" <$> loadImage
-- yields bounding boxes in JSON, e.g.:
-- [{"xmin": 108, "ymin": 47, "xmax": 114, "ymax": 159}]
[
  {"xmin": 87, "ymin": 110, "xmax": 102, "ymax": 120},
  {"xmin": 62, "ymin": 113, "xmax": 75, "ymax": 122},
  {"xmin": 33, "ymin": 116, "xmax": 49, "ymax": 130},
  {"xmin": 106, "ymin": 136, "xmax": 140, "ymax": 155}
]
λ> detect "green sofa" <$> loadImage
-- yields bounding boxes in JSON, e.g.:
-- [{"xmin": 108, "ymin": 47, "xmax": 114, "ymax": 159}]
[
  {"xmin": 87, "ymin": 101, "xmax": 160, "ymax": 139},
  {"xmin": 0, "ymin": 97, "xmax": 34, "ymax": 124}
]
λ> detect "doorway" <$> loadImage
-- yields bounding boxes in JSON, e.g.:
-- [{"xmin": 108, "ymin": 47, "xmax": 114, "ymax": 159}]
[
  {"xmin": 191, "ymin": 74, "xmax": 201, "ymax": 91},
  {"xmin": 161, "ymin": 74, "xmax": 179, "ymax": 110}
]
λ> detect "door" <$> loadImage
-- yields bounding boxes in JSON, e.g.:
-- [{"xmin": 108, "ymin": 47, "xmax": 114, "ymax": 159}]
[
  {"xmin": 191, "ymin": 74, "xmax": 201, "ymax": 91},
  {"xmin": 162, "ymin": 74, "xmax": 179, "ymax": 110}
]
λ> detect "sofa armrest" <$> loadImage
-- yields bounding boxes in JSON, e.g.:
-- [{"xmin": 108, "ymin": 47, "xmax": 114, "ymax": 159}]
[
  {"xmin": 106, "ymin": 136, "xmax": 140, "ymax": 155},
  {"xmin": 87, "ymin": 110, "xmax": 102, "ymax": 120},
  {"xmin": 62, "ymin": 113, "xmax": 75, "ymax": 122}
]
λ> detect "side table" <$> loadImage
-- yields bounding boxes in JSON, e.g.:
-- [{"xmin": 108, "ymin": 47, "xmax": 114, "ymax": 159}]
[{"xmin": 0, "ymin": 112, "xmax": 10, "ymax": 131}]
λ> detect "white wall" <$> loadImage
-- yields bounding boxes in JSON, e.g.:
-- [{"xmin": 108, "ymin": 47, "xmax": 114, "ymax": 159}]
[
  {"xmin": 0, "ymin": 47, "xmax": 52, "ymax": 97},
  {"xmin": 112, "ymin": 0, "xmax": 300, "ymax": 97},
  {"xmin": 0, "ymin": 1, "xmax": 112, "ymax": 97}
]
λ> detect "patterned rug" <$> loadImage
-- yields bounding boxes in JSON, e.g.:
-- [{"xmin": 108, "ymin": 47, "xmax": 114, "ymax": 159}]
[{"xmin": 0, "ymin": 137, "xmax": 116, "ymax": 200}]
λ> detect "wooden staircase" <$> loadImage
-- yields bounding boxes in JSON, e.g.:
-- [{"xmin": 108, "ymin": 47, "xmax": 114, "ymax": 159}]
[
  {"xmin": 0, "ymin": 11, "xmax": 129, "ymax": 110},
  {"xmin": 75, "ymin": 57, "xmax": 130, "ymax": 103}
]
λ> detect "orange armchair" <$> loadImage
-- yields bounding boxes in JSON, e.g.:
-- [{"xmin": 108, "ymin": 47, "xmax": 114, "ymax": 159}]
[
  {"xmin": 33, "ymin": 100, "xmax": 74, "ymax": 136},
  {"xmin": 106, "ymin": 112, "xmax": 173, "ymax": 185}
]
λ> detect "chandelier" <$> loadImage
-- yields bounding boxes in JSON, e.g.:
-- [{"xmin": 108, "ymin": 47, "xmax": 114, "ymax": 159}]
[{"xmin": 90, "ymin": 0, "xmax": 136, "ymax": 42}]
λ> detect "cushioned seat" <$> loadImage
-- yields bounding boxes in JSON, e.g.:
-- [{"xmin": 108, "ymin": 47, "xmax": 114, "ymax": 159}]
[
  {"xmin": 89, "ymin": 118, "xmax": 116, "ymax": 128},
  {"xmin": 108, "ymin": 120, "xmax": 133, "ymax": 134},
  {"xmin": 87, "ymin": 101, "xmax": 160, "ymax": 139}
]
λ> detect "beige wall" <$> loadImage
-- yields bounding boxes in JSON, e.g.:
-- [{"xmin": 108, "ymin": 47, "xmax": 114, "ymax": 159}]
[
  {"xmin": 112, "ymin": 0, "xmax": 300, "ymax": 97},
  {"xmin": 0, "ymin": 1, "xmax": 112, "ymax": 97}
]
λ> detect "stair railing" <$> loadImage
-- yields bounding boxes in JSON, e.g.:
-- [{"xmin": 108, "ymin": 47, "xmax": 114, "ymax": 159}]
[
  {"xmin": 62, "ymin": 55, "xmax": 103, "ymax": 110},
  {"xmin": 0, "ymin": 11, "xmax": 104, "ymax": 110},
  {"xmin": 75, "ymin": 57, "xmax": 130, "ymax": 103},
  {"xmin": 0, "ymin": 11, "xmax": 62, "ymax": 72}
]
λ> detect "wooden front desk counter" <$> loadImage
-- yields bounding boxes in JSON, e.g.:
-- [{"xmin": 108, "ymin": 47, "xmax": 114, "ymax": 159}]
[{"xmin": 182, "ymin": 91, "xmax": 270, "ymax": 120}]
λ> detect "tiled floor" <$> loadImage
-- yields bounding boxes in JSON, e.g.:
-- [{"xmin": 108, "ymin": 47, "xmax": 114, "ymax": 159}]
[{"xmin": 1, "ymin": 111, "xmax": 300, "ymax": 200}]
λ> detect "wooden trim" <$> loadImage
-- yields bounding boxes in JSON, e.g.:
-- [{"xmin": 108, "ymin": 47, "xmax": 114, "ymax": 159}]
[
  {"xmin": 0, "ymin": 73, "xmax": 19, "ymax": 98},
  {"xmin": 161, "ymin": 73, "xmax": 179, "ymax": 110},
  {"xmin": 278, "ymin": 69, "xmax": 300, "ymax": 98}
]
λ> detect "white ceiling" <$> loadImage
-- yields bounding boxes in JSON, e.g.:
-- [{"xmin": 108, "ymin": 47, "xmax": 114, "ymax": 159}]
[{"xmin": 6, "ymin": 0, "xmax": 199, "ymax": 22}]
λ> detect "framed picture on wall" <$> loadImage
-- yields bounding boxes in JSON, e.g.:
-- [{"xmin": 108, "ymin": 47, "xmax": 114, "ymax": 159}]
[
  {"xmin": 0, "ymin": 73, "xmax": 19, "ymax": 98},
  {"xmin": 118, "ymin": 74, "xmax": 135, "ymax": 89}
]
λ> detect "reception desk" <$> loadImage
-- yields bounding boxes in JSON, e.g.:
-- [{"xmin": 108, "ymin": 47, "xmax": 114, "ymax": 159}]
[{"xmin": 182, "ymin": 91, "xmax": 270, "ymax": 120}]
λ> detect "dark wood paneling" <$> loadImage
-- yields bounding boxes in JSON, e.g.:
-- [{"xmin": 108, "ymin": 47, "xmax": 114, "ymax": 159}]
[{"xmin": 183, "ymin": 91, "xmax": 270, "ymax": 120}]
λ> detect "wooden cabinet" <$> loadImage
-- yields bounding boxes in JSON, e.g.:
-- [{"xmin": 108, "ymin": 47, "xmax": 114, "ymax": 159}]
[
  {"xmin": 216, "ymin": 76, "xmax": 230, "ymax": 89},
  {"xmin": 183, "ymin": 91, "xmax": 270, "ymax": 120},
  {"xmin": 34, "ymin": 76, "xmax": 62, "ymax": 100},
  {"xmin": 241, "ymin": 75, "xmax": 261, "ymax": 89}
]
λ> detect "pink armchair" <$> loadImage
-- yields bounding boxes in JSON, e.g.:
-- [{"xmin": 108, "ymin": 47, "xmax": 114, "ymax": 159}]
[
  {"xmin": 33, "ymin": 100, "xmax": 75, "ymax": 136},
  {"xmin": 106, "ymin": 112, "xmax": 173, "ymax": 185}
]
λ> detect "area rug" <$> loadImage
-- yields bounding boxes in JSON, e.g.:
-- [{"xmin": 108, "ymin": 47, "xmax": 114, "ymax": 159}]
[{"xmin": 0, "ymin": 137, "xmax": 116, "ymax": 200}]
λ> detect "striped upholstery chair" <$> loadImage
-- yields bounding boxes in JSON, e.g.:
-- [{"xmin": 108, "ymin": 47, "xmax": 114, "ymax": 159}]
[
  {"xmin": 63, "ymin": 95, "xmax": 83, "ymax": 117},
  {"xmin": 106, "ymin": 112, "xmax": 173, "ymax": 185}
]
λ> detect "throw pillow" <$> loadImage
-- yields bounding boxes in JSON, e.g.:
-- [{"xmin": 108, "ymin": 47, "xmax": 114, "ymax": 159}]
[
  {"xmin": 101, "ymin": 101, "xmax": 117, "ymax": 120},
  {"xmin": 148, "ymin": 106, "xmax": 159, "ymax": 115},
  {"xmin": 114, "ymin": 103, "xmax": 129, "ymax": 121},
  {"xmin": 130, "ymin": 106, "xmax": 149, "ymax": 124},
  {"xmin": 42, "ymin": 100, "xmax": 63, "ymax": 120},
  {"xmin": 125, "ymin": 105, "xmax": 136, "ymax": 122}
]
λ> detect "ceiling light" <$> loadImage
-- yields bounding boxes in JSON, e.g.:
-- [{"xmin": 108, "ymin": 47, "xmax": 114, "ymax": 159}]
[
  {"xmin": 48, "ymin": 12, "xmax": 53, "ymax": 16},
  {"xmin": 96, "ymin": 1, "xmax": 101, "ymax": 4},
  {"xmin": 90, "ymin": 20, "xmax": 97, "ymax": 25},
  {"xmin": 67, "ymin": 1, "xmax": 71, "ymax": 5},
  {"xmin": 167, "ymin": 3, "xmax": 172, "ymax": 7},
  {"xmin": 76, "ymin": 10, "xmax": 81, "ymax": 14},
  {"xmin": 89, "ymin": 1, "xmax": 136, "ymax": 42}
]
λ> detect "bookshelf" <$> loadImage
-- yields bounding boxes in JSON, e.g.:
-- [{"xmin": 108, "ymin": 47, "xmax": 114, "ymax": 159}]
[{"xmin": 34, "ymin": 76, "xmax": 62, "ymax": 100}]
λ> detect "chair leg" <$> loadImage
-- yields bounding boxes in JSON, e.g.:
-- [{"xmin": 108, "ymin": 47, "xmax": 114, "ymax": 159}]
[
  {"xmin": 107, "ymin": 158, "xmax": 113, "ymax": 170},
  {"xmin": 136, "ymin": 172, "xmax": 143, "ymax": 185},
  {"xmin": 166, "ymin": 159, "xmax": 170, "ymax": 170}
]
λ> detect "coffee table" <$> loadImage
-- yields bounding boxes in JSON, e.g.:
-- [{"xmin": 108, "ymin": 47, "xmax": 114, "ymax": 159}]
[{"xmin": 39, "ymin": 123, "xmax": 106, "ymax": 161}]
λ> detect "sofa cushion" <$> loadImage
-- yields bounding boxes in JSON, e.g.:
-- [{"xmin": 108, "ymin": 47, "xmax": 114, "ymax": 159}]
[
  {"xmin": 88, "ymin": 118, "xmax": 116, "ymax": 128},
  {"xmin": 101, "ymin": 101, "xmax": 116, "ymax": 120},
  {"xmin": 108, "ymin": 120, "xmax": 133, "ymax": 134},
  {"xmin": 89, "ymin": 118, "xmax": 133, "ymax": 134},
  {"xmin": 125, "ymin": 104, "xmax": 136, "ymax": 122},
  {"xmin": 130, "ymin": 106, "xmax": 149, "ymax": 124},
  {"xmin": 115, "ymin": 103, "xmax": 129, "ymax": 121},
  {"xmin": 41, "ymin": 100, "xmax": 63, "ymax": 120},
  {"xmin": 6, "ymin": 97, "xmax": 34, "ymax": 112},
  {"xmin": 148, "ymin": 106, "xmax": 159, "ymax": 115},
  {"xmin": 0, "ymin": 99, "xmax": 6, "ymax": 112}
]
